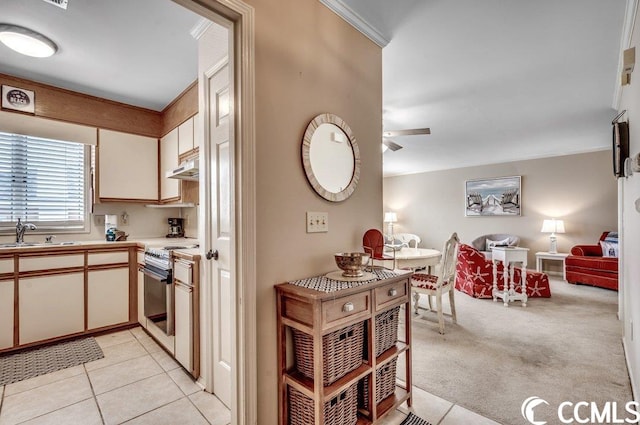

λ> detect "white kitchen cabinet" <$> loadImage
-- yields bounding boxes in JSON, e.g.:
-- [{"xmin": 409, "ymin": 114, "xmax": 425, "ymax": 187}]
[
  {"xmin": 160, "ymin": 127, "xmax": 180, "ymax": 201},
  {"xmin": 20, "ymin": 254, "xmax": 84, "ymax": 272},
  {"xmin": 137, "ymin": 268, "xmax": 146, "ymax": 327},
  {"xmin": 178, "ymin": 116, "xmax": 195, "ymax": 155},
  {"xmin": 98, "ymin": 129, "xmax": 158, "ymax": 201},
  {"xmin": 0, "ymin": 258, "xmax": 13, "ymax": 274},
  {"xmin": 174, "ymin": 280, "xmax": 193, "ymax": 371},
  {"xmin": 19, "ymin": 273, "xmax": 84, "ymax": 345},
  {"xmin": 192, "ymin": 113, "xmax": 200, "ymax": 150},
  {"xmin": 87, "ymin": 268, "xmax": 129, "ymax": 329},
  {"xmin": 174, "ymin": 259, "xmax": 194, "ymax": 371},
  {"xmin": 0, "ymin": 280, "xmax": 13, "ymax": 349}
]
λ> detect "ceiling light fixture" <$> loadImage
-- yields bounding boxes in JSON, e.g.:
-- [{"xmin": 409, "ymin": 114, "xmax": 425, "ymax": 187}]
[{"xmin": 0, "ymin": 24, "xmax": 58, "ymax": 58}]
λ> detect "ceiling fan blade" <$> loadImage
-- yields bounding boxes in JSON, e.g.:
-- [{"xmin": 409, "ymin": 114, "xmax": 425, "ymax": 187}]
[
  {"xmin": 383, "ymin": 139, "xmax": 403, "ymax": 151},
  {"xmin": 383, "ymin": 128, "xmax": 431, "ymax": 137}
]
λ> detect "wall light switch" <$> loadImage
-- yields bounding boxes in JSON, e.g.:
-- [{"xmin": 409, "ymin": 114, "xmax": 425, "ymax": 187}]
[{"xmin": 306, "ymin": 211, "xmax": 328, "ymax": 233}]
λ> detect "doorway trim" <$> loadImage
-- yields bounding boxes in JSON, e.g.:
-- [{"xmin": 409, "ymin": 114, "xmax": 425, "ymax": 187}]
[{"xmin": 171, "ymin": 1, "xmax": 256, "ymax": 424}]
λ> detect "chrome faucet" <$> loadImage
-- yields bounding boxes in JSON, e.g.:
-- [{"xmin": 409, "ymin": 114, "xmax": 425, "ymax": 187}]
[{"xmin": 16, "ymin": 218, "xmax": 37, "ymax": 244}]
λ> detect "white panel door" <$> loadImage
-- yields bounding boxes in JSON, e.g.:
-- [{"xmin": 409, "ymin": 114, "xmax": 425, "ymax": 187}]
[
  {"xmin": 19, "ymin": 273, "xmax": 84, "ymax": 344},
  {"xmin": 0, "ymin": 280, "xmax": 13, "ymax": 349},
  {"xmin": 208, "ymin": 61, "xmax": 233, "ymax": 407}
]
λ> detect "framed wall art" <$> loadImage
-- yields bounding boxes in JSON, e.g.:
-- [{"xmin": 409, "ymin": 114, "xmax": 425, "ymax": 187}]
[{"xmin": 465, "ymin": 176, "xmax": 521, "ymax": 217}]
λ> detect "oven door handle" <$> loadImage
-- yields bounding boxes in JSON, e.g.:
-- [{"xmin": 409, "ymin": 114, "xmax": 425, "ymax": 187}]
[{"xmin": 139, "ymin": 267, "xmax": 170, "ymax": 283}]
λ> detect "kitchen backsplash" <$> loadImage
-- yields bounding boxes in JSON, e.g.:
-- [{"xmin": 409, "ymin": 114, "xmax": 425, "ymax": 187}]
[{"xmin": 0, "ymin": 203, "xmax": 200, "ymax": 244}]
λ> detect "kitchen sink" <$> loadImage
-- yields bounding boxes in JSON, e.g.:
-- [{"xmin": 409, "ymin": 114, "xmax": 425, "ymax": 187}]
[
  {"xmin": 0, "ymin": 242, "xmax": 41, "ymax": 248},
  {"xmin": 0, "ymin": 241, "xmax": 79, "ymax": 248}
]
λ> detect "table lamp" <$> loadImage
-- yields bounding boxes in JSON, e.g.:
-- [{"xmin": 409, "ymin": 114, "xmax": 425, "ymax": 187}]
[
  {"xmin": 384, "ymin": 212, "xmax": 397, "ymax": 238},
  {"xmin": 541, "ymin": 218, "xmax": 565, "ymax": 254}
]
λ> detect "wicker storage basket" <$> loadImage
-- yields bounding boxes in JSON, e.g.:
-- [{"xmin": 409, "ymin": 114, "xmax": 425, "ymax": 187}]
[
  {"xmin": 359, "ymin": 357, "xmax": 398, "ymax": 410},
  {"xmin": 289, "ymin": 382, "xmax": 358, "ymax": 425},
  {"xmin": 375, "ymin": 306, "xmax": 400, "ymax": 357},
  {"xmin": 292, "ymin": 322, "xmax": 364, "ymax": 386}
]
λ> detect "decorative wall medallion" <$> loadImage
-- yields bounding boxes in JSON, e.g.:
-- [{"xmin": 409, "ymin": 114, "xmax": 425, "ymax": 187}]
[{"xmin": 2, "ymin": 85, "xmax": 35, "ymax": 114}]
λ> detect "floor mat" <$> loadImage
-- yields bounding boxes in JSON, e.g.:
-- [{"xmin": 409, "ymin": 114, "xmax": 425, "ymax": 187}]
[
  {"xmin": 0, "ymin": 337, "xmax": 104, "ymax": 386},
  {"xmin": 400, "ymin": 412, "xmax": 434, "ymax": 425}
]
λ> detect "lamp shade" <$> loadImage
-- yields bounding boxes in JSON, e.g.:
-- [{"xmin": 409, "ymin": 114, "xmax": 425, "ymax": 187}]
[
  {"xmin": 541, "ymin": 219, "xmax": 565, "ymax": 234},
  {"xmin": 384, "ymin": 212, "xmax": 397, "ymax": 223}
]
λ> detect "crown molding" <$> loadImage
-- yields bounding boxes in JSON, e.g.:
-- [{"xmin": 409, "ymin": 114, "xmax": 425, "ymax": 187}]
[
  {"xmin": 190, "ymin": 17, "xmax": 212, "ymax": 40},
  {"xmin": 319, "ymin": 0, "xmax": 390, "ymax": 47},
  {"xmin": 613, "ymin": 0, "xmax": 638, "ymax": 110}
]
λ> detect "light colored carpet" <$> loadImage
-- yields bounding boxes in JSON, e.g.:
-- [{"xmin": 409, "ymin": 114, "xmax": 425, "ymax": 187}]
[{"xmin": 403, "ymin": 278, "xmax": 631, "ymax": 425}]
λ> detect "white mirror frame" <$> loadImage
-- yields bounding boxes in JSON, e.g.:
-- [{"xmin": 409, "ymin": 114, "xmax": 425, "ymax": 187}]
[{"xmin": 301, "ymin": 113, "xmax": 360, "ymax": 202}]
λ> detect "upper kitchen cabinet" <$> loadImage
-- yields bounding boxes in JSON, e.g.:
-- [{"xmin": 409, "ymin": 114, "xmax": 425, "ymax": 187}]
[
  {"xmin": 98, "ymin": 129, "xmax": 159, "ymax": 202},
  {"xmin": 178, "ymin": 114, "xmax": 198, "ymax": 155},
  {"xmin": 161, "ymin": 127, "xmax": 181, "ymax": 201}
]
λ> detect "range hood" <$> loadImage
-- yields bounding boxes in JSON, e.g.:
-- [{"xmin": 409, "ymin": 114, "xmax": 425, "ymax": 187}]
[{"xmin": 166, "ymin": 158, "xmax": 199, "ymax": 181}]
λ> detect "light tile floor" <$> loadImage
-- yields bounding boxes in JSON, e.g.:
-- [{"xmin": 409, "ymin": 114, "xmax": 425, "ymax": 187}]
[
  {"xmin": 0, "ymin": 327, "xmax": 500, "ymax": 425},
  {"xmin": 0, "ymin": 328, "xmax": 230, "ymax": 425}
]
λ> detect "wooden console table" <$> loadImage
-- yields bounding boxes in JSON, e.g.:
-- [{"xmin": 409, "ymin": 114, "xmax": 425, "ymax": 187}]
[{"xmin": 276, "ymin": 270, "xmax": 412, "ymax": 424}]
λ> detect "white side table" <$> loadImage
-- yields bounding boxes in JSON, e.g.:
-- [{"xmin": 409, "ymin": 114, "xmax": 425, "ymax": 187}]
[
  {"xmin": 535, "ymin": 252, "xmax": 569, "ymax": 281},
  {"xmin": 491, "ymin": 247, "xmax": 529, "ymax": 307}
]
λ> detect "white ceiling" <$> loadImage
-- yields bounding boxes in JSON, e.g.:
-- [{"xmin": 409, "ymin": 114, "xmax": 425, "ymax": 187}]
[
  {"xmin": 0, "ymin": 0, "xmax": 202, "ymax": 111},
  {"xmin": 340, "ymin": 0, "xmax": 628, "ymax": 176},
  {"xmin": 0, "ymin": 0, "xmax": 628, "ymax": 176}
]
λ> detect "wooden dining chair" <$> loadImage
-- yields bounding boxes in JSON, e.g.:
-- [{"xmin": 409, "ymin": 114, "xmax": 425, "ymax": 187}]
[
  {"xmin": 363, "ymin": 228, "xmax": 396, "ymax": 269},
  {"xmin": 410, "ymin": 232, "xmax": 459, "ymax": 334}
]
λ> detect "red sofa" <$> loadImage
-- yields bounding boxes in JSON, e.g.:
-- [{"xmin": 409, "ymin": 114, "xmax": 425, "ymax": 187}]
[
  {"xmin": 455, "ymin": 243, "xmax": 551, "ymax": 299},
  {"xmin": 565, "ymin": 232, "xmax": 618, "ymax": 291}
]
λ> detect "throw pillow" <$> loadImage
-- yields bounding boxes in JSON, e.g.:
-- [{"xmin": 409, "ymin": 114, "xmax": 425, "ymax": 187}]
[
  {"xmin": 600, "ymin": 240, "xmax": 619, "ymax": 258},
  {"xmin": 604, "ymin": 232, "xmax": 619, "ymax": 243},
  {"xmin": 486, "ymin": 237, "xmax": 510, "ymax": 250}
]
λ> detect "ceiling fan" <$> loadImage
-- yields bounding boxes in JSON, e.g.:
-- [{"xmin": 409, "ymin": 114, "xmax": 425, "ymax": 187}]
[{"xmin": 382, "ymin": 128, "xmax": 431, "ymax": 151}]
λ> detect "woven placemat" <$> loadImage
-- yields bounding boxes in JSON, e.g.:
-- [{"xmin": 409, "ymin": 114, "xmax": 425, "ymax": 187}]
[
  {"xmin": 0, "ymin": 337, "xmax": 104, "ymax": 386},
  {"xmin": 400, "ymin": 412, "xmax": 434, "ymax": 425},
  {"xmin": 289, "ymin": 268, "xmax": 399, "ymax": 292}
]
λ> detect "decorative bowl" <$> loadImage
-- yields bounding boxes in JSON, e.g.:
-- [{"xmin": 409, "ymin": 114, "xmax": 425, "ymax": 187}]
[{"xmin": 334, "ymin": 252, "xmax": 371, "ymax": 277}]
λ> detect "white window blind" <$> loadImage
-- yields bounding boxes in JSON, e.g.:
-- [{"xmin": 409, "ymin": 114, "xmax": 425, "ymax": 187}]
[{"xmin": 0, "ymin": 131, "xmax": 89, "ymax": 230}]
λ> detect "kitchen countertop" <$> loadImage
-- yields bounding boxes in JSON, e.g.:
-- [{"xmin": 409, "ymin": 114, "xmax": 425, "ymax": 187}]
[{"xmin": 0, "ymin": 237, "xmax": 201, "ymax": 255}]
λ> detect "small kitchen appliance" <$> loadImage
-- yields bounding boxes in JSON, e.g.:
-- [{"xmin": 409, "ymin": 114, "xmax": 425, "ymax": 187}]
[{"xmin": 167, "ymin": 217, "xmax": 184, "ymax": 238}]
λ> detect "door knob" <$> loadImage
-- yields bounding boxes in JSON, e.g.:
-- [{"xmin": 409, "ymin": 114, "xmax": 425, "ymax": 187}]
[{"xmin": 206, "ymin": 249, "xmax": 219, "ymax": 260}]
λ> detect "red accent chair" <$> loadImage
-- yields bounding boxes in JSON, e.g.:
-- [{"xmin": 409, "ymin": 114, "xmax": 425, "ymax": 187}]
[
  {"xmin": 454, "ymin": 244, "xmax": 551, "ymax": 299},
  {"xmin": 362, "ymin": 229, "xmax": 395, "ymax": 269},
  {"xmin": 565, "ymin": 232, "xmax": 618, "ymax": 291}
]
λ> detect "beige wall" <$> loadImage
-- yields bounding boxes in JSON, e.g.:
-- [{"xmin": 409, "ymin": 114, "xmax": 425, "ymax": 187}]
[
  {"xmin": 246, "ymin": 0, "xmax": 383, "ymax": 422},
  {"xmin": 383, "ymin": 150, "xmax": 617, "ymax": 266},
  {"xmin": 620, "ymin": 4, "xmax": 640, "ymax": 400}
]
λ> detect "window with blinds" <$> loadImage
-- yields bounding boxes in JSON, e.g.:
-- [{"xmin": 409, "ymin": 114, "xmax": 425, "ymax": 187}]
[{"xmin": 0, "ymin": 131, "xmax": 90, "ymax": 231}]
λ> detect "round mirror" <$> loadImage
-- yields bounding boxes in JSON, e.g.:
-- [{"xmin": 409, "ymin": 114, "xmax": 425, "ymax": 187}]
[{"xmin": 302, "ymin": 113, "xmax": 360, "ymax": 202}]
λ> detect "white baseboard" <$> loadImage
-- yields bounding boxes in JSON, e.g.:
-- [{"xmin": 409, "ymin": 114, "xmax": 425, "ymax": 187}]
[{"xmin": 622, "ymin": 337, "xmax": 638, "ymax": 401}]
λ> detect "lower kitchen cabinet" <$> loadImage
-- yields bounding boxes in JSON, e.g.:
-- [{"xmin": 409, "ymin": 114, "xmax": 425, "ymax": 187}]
[
  {"xmin": 174, "ymin": 278, "xmax": 193, "ymax": 371},
  {"xmin": 137, "ymin": 268, "xmax": 146, "ymax": 327},
  {"xmin": 172, "ymin": 254, "xmax": 200, "ymax": 378},
  {"xmin": 88, "ymin": 268, "xmax": 130, "ymax": 329},
  {"xmin": 19, "ymin": 273, "xmax": 84, "ymax": 345},
  {"xmin": 0, "ymin": 280, "xmax": 13, "ymax": 349}
]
